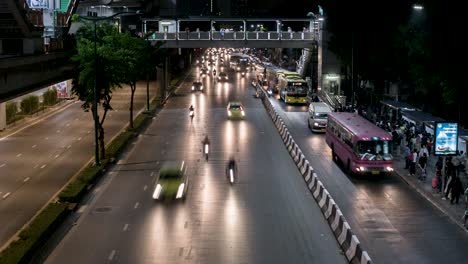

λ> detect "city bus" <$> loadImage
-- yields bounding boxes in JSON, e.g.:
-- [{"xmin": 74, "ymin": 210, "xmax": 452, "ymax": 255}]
[
  {"xmin": 265, "ymin": 67, "xmax": 286, "ymax": 93},
  {"xmin": 325, "ymin": 112, "xmax": 394, "ymax": 175},
  {"xmin": 278, "ymin": 75, "xmax": 308, "ymax": 104}
]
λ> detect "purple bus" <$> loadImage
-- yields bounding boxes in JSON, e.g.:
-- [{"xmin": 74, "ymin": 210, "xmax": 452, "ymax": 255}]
[{"xmin": 325, "ymin": 112, "xmax": 394, "ymax": 175}]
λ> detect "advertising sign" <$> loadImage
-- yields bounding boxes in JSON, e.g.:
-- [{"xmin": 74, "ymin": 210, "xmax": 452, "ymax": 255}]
[
  {"xmin": 53, "ymin": 81, "xmax": 69, "ymax": 98},
  {"xmin": 434, "ymin": 122, "xmax": 458, "ymax": 156},
  {"xmin": 28, "ymin": 0, "xmax": 48, "ymax": 9}
]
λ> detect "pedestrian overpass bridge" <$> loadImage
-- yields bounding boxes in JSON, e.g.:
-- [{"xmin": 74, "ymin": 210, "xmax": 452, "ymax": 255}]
[{"xmin": 143, "ymin": 18, "xmax": 319, "ymax": 48}]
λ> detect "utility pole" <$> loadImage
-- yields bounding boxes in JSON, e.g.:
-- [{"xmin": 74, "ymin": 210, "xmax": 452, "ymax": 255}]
[{"xmin": 351, "ymin": 31, "xmax": 354, "ymax": 108}]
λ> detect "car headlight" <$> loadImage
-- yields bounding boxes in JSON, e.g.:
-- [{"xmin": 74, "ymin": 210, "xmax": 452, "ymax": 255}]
[
  {"xmin": 386, "ymin": 166, "xmax": 394, "ymax": 172},
  {"xmin": 227, "ymin": 110, "xmax": 232, "ymax": 116},
  {"xmin": 356, "ymin": 166, "xmax": 366, "ymax": 172},
  {"xmin": 152, "ymin": 184, "xmax": 162, "ymax": 199},
  {"xmin": 176, "ymin": 183, "xmax": 185, "ymax": 199},
  {"xmin": 241, "ymin": 110, "xmax": 245, "ymax": 116},
  {"xmin": 314, "ymin": 122, "xmax": 319, "ymax": 126},
  {"xmin": 192, "ymin": 86, "xmax": 194, "ymax": 90},
  {"xmin": 200, "ymin": 86, "xmax": 203, "ymax": 90}
]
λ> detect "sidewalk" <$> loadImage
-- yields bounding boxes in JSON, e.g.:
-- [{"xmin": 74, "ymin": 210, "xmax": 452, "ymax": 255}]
[{"xmin": 393, "ymin": 144, "xmax": 468, "ymax": 232}]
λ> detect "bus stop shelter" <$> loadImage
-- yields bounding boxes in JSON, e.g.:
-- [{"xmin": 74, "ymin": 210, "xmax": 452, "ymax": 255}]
[
  {"xmin": 380, "ymin": 100, "xmax": 417, "ymax": 123},
  {"xmin": 401, "ymin": 110, "xmax": 445, "ymax": 135}
]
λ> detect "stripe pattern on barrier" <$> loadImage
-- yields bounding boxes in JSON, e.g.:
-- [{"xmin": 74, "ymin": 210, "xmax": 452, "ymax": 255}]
[{"xmin": 257, "ymin": 88, "xmax": 373, "ymax": 264}]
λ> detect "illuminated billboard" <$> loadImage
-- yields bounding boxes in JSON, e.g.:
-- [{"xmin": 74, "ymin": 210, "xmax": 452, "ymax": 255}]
[{"xmin": 434, "ymin": 122, "xmax": 458, "ymax": 156}]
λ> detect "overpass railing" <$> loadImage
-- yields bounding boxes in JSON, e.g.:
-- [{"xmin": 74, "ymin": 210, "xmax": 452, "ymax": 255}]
[
  {"xmin": 143, "ymin": 18, "xmax": 317, "ymax": 41},
  {"xmin": 149, "ymin": 31, "xmax": 315, "ymax": 41}
]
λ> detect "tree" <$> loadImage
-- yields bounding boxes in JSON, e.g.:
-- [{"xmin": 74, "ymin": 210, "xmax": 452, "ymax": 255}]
[
  {"xmin": 72, "ymin": 23, "xmax": 124, "ymax": 160},
  {"xmin": 112, "ymin": 33, "xmax": 145, "ymax": 129}
]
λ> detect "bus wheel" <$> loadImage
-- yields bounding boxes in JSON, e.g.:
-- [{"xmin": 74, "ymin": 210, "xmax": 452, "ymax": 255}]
[{"xmin": 331, "ymin": 145, "xmax": 336, "ymax": 161}]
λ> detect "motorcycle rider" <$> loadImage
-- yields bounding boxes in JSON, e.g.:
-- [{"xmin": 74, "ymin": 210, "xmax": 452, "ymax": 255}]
[{"xmin": 226, "ymin": 157, "xmax": 237, "ymax": 181}]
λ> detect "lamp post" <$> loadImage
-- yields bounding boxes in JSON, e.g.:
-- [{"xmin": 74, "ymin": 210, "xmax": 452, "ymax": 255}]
[{"xmin": 77, "ymin": 11, "xmax": 140, "ymax": 165}]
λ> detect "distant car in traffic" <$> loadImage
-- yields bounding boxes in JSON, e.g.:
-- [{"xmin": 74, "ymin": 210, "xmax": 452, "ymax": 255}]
[
  {"xmin": 192, "ymin": 81, "xmax": 203, "ymax": 92},
  {"xmin": 200, "ymin": 68, "xmax": 208, "ymax": 77},
  {"xmin": 152, "ymin": 161, "xmax": 189, "ymax": 201},
  {"xmin": 218, "ymin": 72, "xmax": 228, "ymax": 81},
  {"xmin": 227, "ymin": 101, "xmax": 245, "ymax": 119}
]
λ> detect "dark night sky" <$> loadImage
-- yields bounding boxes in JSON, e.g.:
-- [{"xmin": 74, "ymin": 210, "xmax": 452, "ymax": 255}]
[{"xmin": 177, "ymin": 0, "xmax": 319, "ymax": 17}]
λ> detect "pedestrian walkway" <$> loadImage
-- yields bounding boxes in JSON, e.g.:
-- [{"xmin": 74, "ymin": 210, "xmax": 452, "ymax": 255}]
[{"xmin": 393, "ymin": 144, "xmax": 468, "ymax": 231}]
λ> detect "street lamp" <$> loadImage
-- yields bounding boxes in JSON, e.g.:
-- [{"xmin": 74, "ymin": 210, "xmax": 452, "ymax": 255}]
[{"xmin": 77, "ymin": 10, "xmax": 141, "ymax": 165}]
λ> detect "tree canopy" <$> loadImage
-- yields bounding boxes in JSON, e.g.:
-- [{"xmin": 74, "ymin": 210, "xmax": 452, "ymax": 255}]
[{"xmin": 319, "ymin": 0, "xmax": 467, "ymax": 126}]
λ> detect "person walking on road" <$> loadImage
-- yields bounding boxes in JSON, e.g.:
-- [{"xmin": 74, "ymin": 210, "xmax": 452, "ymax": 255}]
[{"xmin": 449, "ymin": 176, "xmax": 463, "ymax": 204}]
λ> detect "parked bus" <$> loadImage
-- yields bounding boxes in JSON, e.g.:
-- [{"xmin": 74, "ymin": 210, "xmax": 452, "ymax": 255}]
[
  {"xmin": 325, "ymin": 112, "xmax": 394, "ymax": 175},
  {"xmin": 278, "ymin": 74, "xmax": 308, "ymax": 104}
]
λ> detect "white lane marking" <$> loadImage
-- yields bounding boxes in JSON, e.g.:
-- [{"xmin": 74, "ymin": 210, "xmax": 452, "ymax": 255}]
[
  {"xmin": 77, "ymin": 205, "xmax": 87, "ymax": 213},
  {"xmin": 87, "ymin": 130, "xmax": 91, "ymax": 134},
  {"xmin": 2, "ymin": 192, "xmax": 11, "ymax": 199},
  {"xmin": 75, "ymin": 118, "xmax": 79, "ymax": 121},
  {"xmin": 34, "ymin": 164, "xmax": 38, "ymax": 169},
  {"xmin": 57, "ymin": 130, "xmax": 61, "ymax": 133},
  {"xmin": 55, "ymin": 154, "xmax": 60, "ymax": 159},
  {"xmin": 150, "ymin": 171, "xmax": 154, "ymax": 177},
  {"xmin": 143, "ymin": 185, "xmax": 148, "ymax": 191},
  {"xmin": 23, "ymin": 177, "xmax": 30, "ymax": 183},
  {"xmin": 66, "ymin": 123, "xmax": 70, "ymax": 127},
  {"xmin": 45, "ymin": 137, "xmax": 49, "ymax": 140},
  {"xmin": 67, "ymin": 145, "xmax": 71, "ymax": 149},
  {"xmin": 32, "ymin": 145, "xmax": 37, "ymax": 148},
  {"xmin": 134, "ymin": 202, "xmax": 139, "ymax": 209},
  {"xmin": 108, "ymin": 250, "xmax": 116, "ymax": 261},
  {"xmin": 123, "ymin": 224, "xmax": 129, "ymax": 231},
  {"xmin": 0, "ymin": 163, "xmax": 5, "ymax": 168},
  {"xmin": 40, "ymin": 164, "xmax": 46, "ymax": 169},
  {"xmin": 77, "ymin": 137, "xmax": 82, "ymax": 141},
  {"xmin": 16, "ymin": 153, "xmax": 22, "ymax": 157}
]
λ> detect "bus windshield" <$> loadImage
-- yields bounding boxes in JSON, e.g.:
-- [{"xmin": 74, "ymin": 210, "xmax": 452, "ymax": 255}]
[
  {"xmin": 286, "ymin": 83, "xmax": 307, "ymax": 95},
  {"xmin": 356, "ymin": 140, "xmax": 393, "ymax": 161}
]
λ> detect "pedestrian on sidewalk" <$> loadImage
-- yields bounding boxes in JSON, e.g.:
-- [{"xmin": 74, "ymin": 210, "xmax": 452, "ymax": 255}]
[
  {"xmin": 419, "ymin": 145, "xmax": 429, "ymax": 160},
  {"xmin": 449, "ymin": 176, "xmax": 463, "ymax": 204},
  {"xmin": 464, "ymin": 187, "xmax": 468, "ymax": 229},
  {"xmin": 418, "ymin": 153, "xmax": 428, "ymax": 180},
  {"xmin": 404, "ymin": 144, "xmax": 411, "ymax": 169},
  {"xmin": 435, "ymin": 157, "xmax": 443, "ymax": 192},
  {"xmin": 409, "ymin": 149, "xmax": 418, "ymax": 176},
  {"xmin": 451, "ymin": 152, "xmax": 462, "ymax": 177}
]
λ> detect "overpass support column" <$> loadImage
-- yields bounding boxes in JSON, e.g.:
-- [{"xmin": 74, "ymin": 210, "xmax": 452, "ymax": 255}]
[
  {"xmin": 0, "ymin": 103, "xmax": 6, "ymax": 131},
  {"xmin": 0, "ymin": 40, "xmax": 3, "ymax": 54}
]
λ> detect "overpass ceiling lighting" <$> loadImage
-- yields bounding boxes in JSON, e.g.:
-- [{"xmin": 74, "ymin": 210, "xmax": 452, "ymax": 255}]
[
  {"xmin": 160, "ymin": 21, "xmax": 173, "ymax": 25},
  {"xmin": 413, "ymin": 4, "xmax": 424, "ymax": 10},
  {"xmin": 318, "ymin": 17, "xmax": 324, "ymax": 21}
]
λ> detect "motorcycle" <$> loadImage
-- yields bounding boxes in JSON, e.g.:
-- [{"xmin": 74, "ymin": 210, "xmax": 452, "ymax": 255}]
[
  {"xmin": 204, "ymin": 143, "xmax": 209, "ymax": 161},
  {"xmin": 227, "ymin": 160, "xmax": 236, "ymax": 184}
]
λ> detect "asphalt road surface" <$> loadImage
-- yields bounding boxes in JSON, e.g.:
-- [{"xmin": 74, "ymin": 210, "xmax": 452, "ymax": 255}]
[
  {"xmin": 0, "ymin": 82, "xmax": 157, "ymax": 247},
  {"xmin": 45, "ymin": 58, "xmax": 347, "ymax": 264},
  {"xmin": 267, "ymin": 96, "xmax": 468, "ymax": 264}
]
